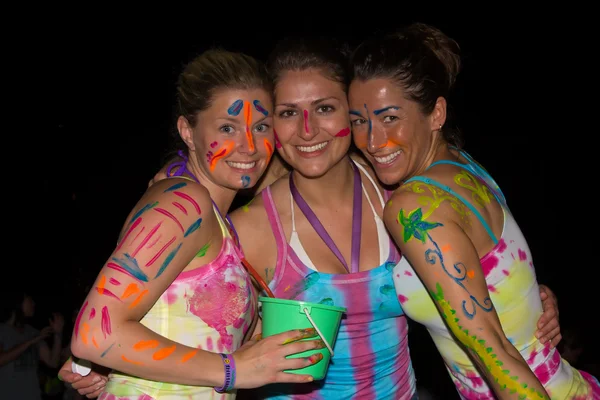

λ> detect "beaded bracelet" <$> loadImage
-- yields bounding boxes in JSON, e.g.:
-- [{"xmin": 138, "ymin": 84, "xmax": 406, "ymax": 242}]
[{"xmin": 214, "ymin": 353, "xmax": 236, "ymax": 393}]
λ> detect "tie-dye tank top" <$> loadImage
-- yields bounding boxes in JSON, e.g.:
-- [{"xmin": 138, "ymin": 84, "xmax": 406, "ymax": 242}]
[
  {"xmin": 393, "ymin": 149, "xmax": 600, "ymax": 399},
  {"xmin": 100, "ymin": 201, "xmax": 257, "ymax": 400},
  {"xmin": 255, "ymin": 177, "xmax": 417, "ymax": 399}
]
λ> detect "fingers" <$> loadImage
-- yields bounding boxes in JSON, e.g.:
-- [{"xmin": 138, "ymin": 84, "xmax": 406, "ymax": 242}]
[
  {"xmin": 58, "ymin": 371, "xmax": 82, "ymax": 384},
  {"xmin": 537, "ymin": 317, "xmax": 558, "ymax": 337},
  {"xmin": 537, "ymin": 308, "xmax": 556, "ymax": 329},
  {"xmin": 87, "ymin": 388, "xmax": 105, "ymax": 399},
  {"xmin": 280, "ymin": 338, "xmax": 326, "ymax": 358},
  {"xmin": 72, "ymin": 375, "xmax": 106, "ymax": 392},
  {"xmin": 275, "ymin": 371, "xmax": 315, "ymax": 384},
  {"xmin": 539, "ymin": 291, "xmax": 548, "ymax": 300},
  {"xmin": 76, "ymin": 377, "xmax": 107, "ymax": 395},
  {"xmin": 279, "ymin": 328, "xmax": 317, "ymax": 345},
  {"xmin": 539, "ymin": 327, "xmax": 561, "ymax": 347}
]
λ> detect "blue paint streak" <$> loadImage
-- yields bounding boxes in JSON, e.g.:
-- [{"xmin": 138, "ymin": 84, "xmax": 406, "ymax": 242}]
[
  {"xmin": 253, "ymin": 100, "xmax": 269, "ymax": 116},
  {"xmin": 155, "ymin": 243, "xmax": 183, "ymax": 278},
  {"xmin": 184, "ymin": 218, "xmax": 202, "ymax": 237},
  {"xmin": 164, "ymin": 182, "xmax": 186, "ymax": 192},
  {"xmin": 100, "ymin": 342, "xmax": 115, "ymax": 358},
  {"xmin": 227, "ymin": 99, "xmax": 244, "ymax": 116},
  {"xmin": 128, "ymin": 201, "xmax": 159, "ymax": 225},
  {"xmin": 349, "ymin": 110, "xmax": 362, "ymax": 116},
  {"xmin": 112, "ymin": 255, "xmax": 149, "ymax": 282}
]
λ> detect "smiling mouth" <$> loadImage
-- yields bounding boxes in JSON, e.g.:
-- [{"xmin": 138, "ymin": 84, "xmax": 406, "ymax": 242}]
[
  {"xmin": 374, "ymin": 150, "xmax": 401, "ymax": 164},
  {"xmin": 226, "ymin": 161, "xmax": 256, "ymax": 170},
  {"xmin": 296, "ymin": 141, "xmax": 329, "ymax": 153}
]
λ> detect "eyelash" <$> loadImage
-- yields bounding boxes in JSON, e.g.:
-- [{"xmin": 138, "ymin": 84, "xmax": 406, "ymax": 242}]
[
  {"xmin": 350, "ymin": 115, "xmax": 398, "ymax": 126},
  {"xmin": 219, "ymin": 124, "xmax": 271, "ymax": 135}
]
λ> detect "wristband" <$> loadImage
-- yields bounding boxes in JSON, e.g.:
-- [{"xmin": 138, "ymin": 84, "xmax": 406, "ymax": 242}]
[{"xmin": 214, "ymin": 353, "xmax": 236, "ymax": 393}]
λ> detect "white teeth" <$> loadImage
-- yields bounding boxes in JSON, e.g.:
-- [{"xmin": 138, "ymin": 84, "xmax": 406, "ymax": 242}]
[
  {"xmin": 296, "ymin": 142, "xmax": 328, "ymax": 153},
  {"xmin": 374, "ymin": 150, "xmax": 401, "ymax": 164},
  {"xmin": 226, "ymin": 161, "xmax": 256, "ymax": 170}
]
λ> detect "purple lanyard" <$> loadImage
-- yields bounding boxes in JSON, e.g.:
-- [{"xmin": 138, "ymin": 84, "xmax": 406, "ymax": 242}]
[{"xmin": 289, "ymin": 160, "xmax": 362, "ymax": 274}]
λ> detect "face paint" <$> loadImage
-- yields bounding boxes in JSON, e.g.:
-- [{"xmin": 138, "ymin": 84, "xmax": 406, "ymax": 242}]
[
  {"xmin": 244, "ymin": 102, "xmax": 255, "ymax": 152},
  {"xmin": 253, "ymin": 100, "xmax": 269, "ymax": 116},
  {"xmin": 209, "ymin": 140, "xmax": 235, "ymax": 171},
  {"xmin": 274, "ymin": 129, "xmax": 282, "ymax": 149},
  {"xmin": 195, "ymin": 241, "xmax": 211, "ymax": 257},
  {"xmin": 264, "ymin": 138, "xmax": 273, "ymax": 163},
  {"xmin": 227, "ymin": 99, "xmax": 244, "ymax": 116},
  {"xmin": 210, "ymin": 141, "xmax": 218, "ymax": 148},
  {"xmin": 241, "ymin": 175, "xmax": 250, "ymax": 188},
  {"xmin": 303, "ymin": 109, "xmax": 310, "ymax": 133},
  {"xmin": 101, "ymin": 306, "xmax": 112, "ymax": 338},
  {"xmin": 334, "ymin": 127, "xmax": 350, "ymax": 137}
]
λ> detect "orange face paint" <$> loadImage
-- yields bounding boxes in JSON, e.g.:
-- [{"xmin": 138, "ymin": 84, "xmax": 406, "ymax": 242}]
[
  {"xmin": 264, "ymin": 138, "xmax": 273, "ymax": 163},
  {"xmin": 209, "ymin": 140, "xmax": 235, "ymax": 171},
  {"xmin": 244, "ymin": 102, "xmax": 255, "ymax": 152}
]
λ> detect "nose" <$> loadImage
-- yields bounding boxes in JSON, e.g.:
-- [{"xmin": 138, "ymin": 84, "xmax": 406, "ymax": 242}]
[
  {"xmin": 242, "ymin": 102, "xmax": 257, "ymax": 155},
  {"xmin": 367, "ymin": 123, "xmax": 388, "ymax": 154},
  {"xmin": 299, "ymin": 109, "xmax": 319, "ymax": 141}
]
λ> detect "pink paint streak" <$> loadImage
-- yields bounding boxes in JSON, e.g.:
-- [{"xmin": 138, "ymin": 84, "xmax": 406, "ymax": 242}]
[
  {"xmin": 74, "ymin": 301, "xmax": 88, "ymax": 339},
  {"xmin": 487, "ymin": 284, "xmax": 497, "ymax": 292},
  {"xmin": 145, "ymin": 236, "xmax": 176, "ymax": 267},
  {"xmin": 132, "ymin": 221, "xmax": 162, "ymax": 257},
  {"xmin": 518, "ymin": 249, "xmax": 528, "ymax": 261},
  {"xmin": 210, "ymin": 141, "xmax": 218, "ymax": 148},
  {"xmin": 96, "ymin": 287, "xmax": 122, "ymax": 302},
  {"xmin": 109, "ymin": 278, "xmax": 121, "ymax": 286},
  {"xmin": 398, "ymin": 294, "xmax": 409, "ymax": 304},
  {"xmin": 335, "ymin": 127, "xmax": 350, "ymax": 137},
  {"xmin": 154, "ymin": 208, "xmax": 184, "ymax": 232},
  {"xmin": 101, "ymin": 306, "xmax": 112, "ymax": 338},
  {"xmin": 404, "ymin": 270, "xmax": 413, "ymax": 276},
  {"xmin": 173, "ymin": 191, "xmax": 201, "ymax": 214},
  {"xmin": 89, "ymin": 308, "xmax": 96, "ymax": 320},
  {"xmin": 303, "ymin": 109, "xmax": 309, "ymax": 133},
  {"xmin": 172, "ymin": 201, "xmax": 187, "ymax": 215},
  {"xmin": 116, "ymin": 218, "xmax": 142, "ymax": 250},
  {"xmin": 274, "ymin": 130, "xmax": 282, "ymax": 148}
]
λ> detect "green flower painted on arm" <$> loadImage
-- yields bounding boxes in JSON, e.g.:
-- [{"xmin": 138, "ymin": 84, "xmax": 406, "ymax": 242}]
[{"xmin": 397, "ymin": 208, "xmax": 443, "ymax": 243}]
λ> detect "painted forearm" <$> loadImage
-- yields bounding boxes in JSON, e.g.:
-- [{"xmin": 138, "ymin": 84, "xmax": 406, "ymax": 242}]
[
  {"xmin": 432, "ymin": 284, "xmax": 549, "ymax": 400},
  {"xmin": 71, "ymin": 320, "xmax": 223, "ymax": 387}
]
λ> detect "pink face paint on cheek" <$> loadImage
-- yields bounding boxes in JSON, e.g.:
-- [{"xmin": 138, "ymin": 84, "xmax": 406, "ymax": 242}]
[
  {"xmin": 210, "ymin": 141, "xmax": 218, "ymax": 148},
  {"xmin": 303, "ymin": 109, "xmax": 309, "ymax": 133},
  {"xmin": 264, "ymin": 138, "xmax": 273, "ymax": 163},
  {"xmin": 334, "ymin": 127, "xmax": 350, "ymax": 137},
  {"xmin": 274, "ymin": 129, "xmax": 282, "ymax": 148}
]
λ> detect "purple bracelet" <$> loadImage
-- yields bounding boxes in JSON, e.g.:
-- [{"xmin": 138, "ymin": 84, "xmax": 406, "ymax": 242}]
[{"xmin": 214, "ymin": 353, "xmax": 236, "ymax": 393}]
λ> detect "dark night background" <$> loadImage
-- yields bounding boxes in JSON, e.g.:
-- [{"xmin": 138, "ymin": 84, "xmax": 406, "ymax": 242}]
[{"xmin": 10, "ymin": 12, "xmax": 595, "ymax": 398}]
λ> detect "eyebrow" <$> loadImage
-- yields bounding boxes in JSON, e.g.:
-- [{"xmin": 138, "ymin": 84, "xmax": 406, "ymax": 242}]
[
  {"xmin": 373, "ymin": 106, "xmax": 400, "ymax": 115},
  {"xmin": 276, "ymin": 96, "xmax": 340, "ymax": 108},
  {"xmin": 216, "ymin": 115, "xmax": 271, "ymax": 124}
]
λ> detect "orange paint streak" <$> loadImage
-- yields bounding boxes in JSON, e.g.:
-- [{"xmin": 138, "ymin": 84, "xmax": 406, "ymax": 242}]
[
  {"xmin": 467, "ymin": 270, "xmax": 475, "ymax": 279},
  {"xmin": 354, "ymin": 135, "xmax": 367, "ymax": 149},
  {"xmin": 153, "ymin": 345, "xmax": 176, "ymax": 360},
  {"xmin": 129, "ymin": 289, "xmax": 149, "ymax": 309},
  {"xmin": 133, "ymin": 340, "xmax": 160, "ymax": 351},
  {"xmin": 441, "ymin": 244, "xmax": 452, "ymax": 252},
  {"xmin": 264, "ymin": 139, "xmax": 273, "ymax": 163},
  {"xmin": 121, "ymin": 283, "xmax": 139, "ymax": 300},
  {"xmin": 244, "ymin": 102, "xmax": 255, "ymax": 152},
  {"xmin": 97, "ymin": 275, "xmax": 106, "ymax": 295},
  {"xmin": 81, "ymin": 323, "xmax": 90, "ymax": 345},
  {"xmin": 209, "ymin": 140, "xmax": 235, "ymax": 171},
  {"xmin": 121, "ymin": 355, "xmax": 144, "ymax": 365},
  {"xmin": 180, "ymin": 349, "xmax": 198, "ymax": 363}
]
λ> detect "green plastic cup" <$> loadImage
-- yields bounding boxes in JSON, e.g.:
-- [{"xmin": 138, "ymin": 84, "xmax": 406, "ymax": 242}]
[{"xmin": 259, "ymin": 296, "xmax": 346, "ymax": 380}]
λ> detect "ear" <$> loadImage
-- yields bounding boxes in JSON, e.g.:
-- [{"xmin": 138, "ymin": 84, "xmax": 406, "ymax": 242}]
[
  {"xmin": 177, "ymin": 116, "xmax": 196, "ymax": 151},
  {"xmin": 429, "ymin": 96, "xmax": 447, "ymax": 131}
]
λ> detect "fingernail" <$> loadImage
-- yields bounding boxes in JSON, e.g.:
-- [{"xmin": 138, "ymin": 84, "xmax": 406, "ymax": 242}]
[
  {"xmin": 306, "ymin": 376, "xmax": 314, "ymax": 382},
  {"xmin": 309, "ymin": 353, "xmax": 323, "ymax": 364},
  {"xmin": 299, "ymin": 328, "xmax": 316, "ymax": 336}
]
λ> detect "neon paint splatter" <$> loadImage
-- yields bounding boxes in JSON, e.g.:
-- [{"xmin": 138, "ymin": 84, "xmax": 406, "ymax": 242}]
[
  {"xmin": 133, "ymin": 226, "xmax": 145, "ymax": 242},
  {"xmin": 147, "ymin": 234, "xmax": 162, "ymax": 249},
  {"xmin": 101, "ymin": 306, "xmax": 111, "ymax": 338},
  {"xmin": 116, "ymin": 217, "xmax": 142, "ymax": 250},
  {"xmin": 127, "ymin": 201, "xmax": 159, "ymax": 226},
  {"xmin": 431, "ymin": 283, "xmax": 548, "ymax": 399},
  {"xmin": 121, "ymin": 283, "xmax": 139, "ymax": 300},
  {"xmin": 97, "ymin": 275, "xmax": 106, "ymax": 294},
  {"xmin": 129, "ymin": 289, "xmax": 149, "ymax": 308},
  {"xmin": 173, "ymin": 191, "xmax": 201, "ymax": 214},
  {"xmin": 133, "ymin": 339, "xmax": 160, "ymax": 351},
  {"xmin": 241, "ymin": 176, "xmax": 250, "ymax": 188},
  {"xmin": 108, "ymin": 256, "xmax": 149, "ymax": 282},
  {"xmin": 210, "ymin": 141, "xmax": 218, "ymax": 148},
  {"xmin": 155, "ymin": 243, "xmax": 183, "ymax": 278},
  {"xmin": 227, "ymin": 99, "xmax": 244, "ymax": 116},
  {"xmin": 253, "ymin": 99, "xmax": 269, "ymax": 116},
  {"xmin": 303, "ymin": 109, "xmax": 309, "ymax": 133},
  {"xmin": 164, "ymin": 182, "xmax": 186, "ymax": 192},
  {"xmin": 146, "ymin": 236, "xmax": 176, "ymax": 267},
  {"xmin": 184, "ymin": 218, "xmax": 202, "ymax": 237},
  {"xmin": 195, "ymin": 241, "xmax": 211, "ymax": 257},
  {"xmin": 91, "ymin": 335, "xmax": 99, "ymax": 349},
  {"xmin": 96, "ymin": 286, "xmax": 122, "ymax": 302},
  {"xmin": 109, "ymin": 277, "xmax": 121, "ymax": 286},
  {"xmin": 172, "ymin": 201, "xmax": 187, "ymax": 215},
  {"xmin": 244, "ymin": 102, "xmax": 255, "ymax": 152},
  {"xmin": 334, "ymin": 127, "xmax": 350, "ymax": 137},
  {"xmin": 74, "ymin": 301, "xmax": 88, "ymax": 339},
  {"xmin": 154, "ymin": 208, "xmax": 184, "ymax": 232},
  {"xmin": 81, "ymin": 322, "xmax": 90, "ymax": 345},
  {"xmin": 373, "ymin": 106, "xmax": 399, "ymax": 115},
  {"xmin": 209, "ymin": 140, "xmax": 235, "ymax": 171},
  {"xmin": 153, "ymin": 345, "xmax": 176, "ymax": 360},
  {"xmin": 131, "ymin": 221, "xmax": 162, "ymax": 258},
  {"xmin": 89, "ymin": 308, "xmax": 96, "ymax": 320}
]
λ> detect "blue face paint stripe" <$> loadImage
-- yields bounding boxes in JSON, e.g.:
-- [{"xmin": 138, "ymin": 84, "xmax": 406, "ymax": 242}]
[
  {"xmin": 253, "ymin": 100, "xmax": 269, "ymax": 116},
  {"xmin": 373, "ymin": 106, "xmax": 399, "ymax": 116},
  {"xmin": 227, "ymin": 99, "xmax": 244, "ymax": 116}
]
